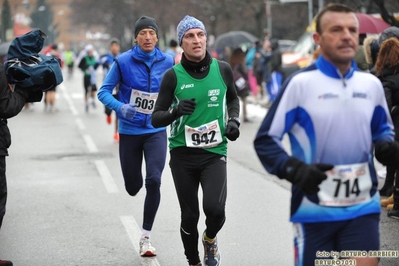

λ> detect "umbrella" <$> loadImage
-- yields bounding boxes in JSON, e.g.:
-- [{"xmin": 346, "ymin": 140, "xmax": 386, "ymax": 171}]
[
  {"xmin": 213, "ymin": 31, "xmax": 259, "ymax": 49},
  {"xmin": 356, "ymin": 13, "xmax": 390, "ymax": 34}
]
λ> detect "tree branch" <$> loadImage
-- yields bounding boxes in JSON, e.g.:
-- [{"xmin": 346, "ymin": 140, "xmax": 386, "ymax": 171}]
[{"xmin": 373, "ymin": 0, "xmax": 399, "ymax": 26}]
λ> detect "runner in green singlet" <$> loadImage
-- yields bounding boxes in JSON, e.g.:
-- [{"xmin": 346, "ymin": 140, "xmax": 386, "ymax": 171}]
[{"xmin": 152, "ymin": 15, "xmax": 240, "ymax": 266}]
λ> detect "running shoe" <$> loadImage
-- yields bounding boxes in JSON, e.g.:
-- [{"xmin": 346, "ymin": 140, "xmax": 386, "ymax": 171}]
[
  {"xmin": 202, "ymin": 232, "xmax": 221, "ymax": 266},
  {"xmin": 113, "ymin": 132, "xmax": 119, "ymax": 142},
  {"xmin": 106, "ymin": 115, "xmax": 112, "ymax": 124},
  {"xmin": 0, "ymin": 260, "xmax": 13, "ymax": 266},
  {"xmin": 139, "ymin": 236, "xmax": 156, "ymax": 257},
  {"xmin": 89, "ymin": 97, "xmax": 96, "ymax": 108}
]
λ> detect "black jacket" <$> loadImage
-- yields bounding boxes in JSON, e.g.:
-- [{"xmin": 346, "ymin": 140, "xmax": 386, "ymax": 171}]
[
  {"xmin": 378, "ymin": 69, "xmax": 399, "ymax": 111},
  {"xmin": 378, "ymin": 69, "xmax": 399, "ymax": 140},
  {"xmin": 268, "ymin": 49, "xmax": 283, "ymax": 74},
  {"xmin": 0, "ymin": 64, "xmax": 30, "ymax": 156}
]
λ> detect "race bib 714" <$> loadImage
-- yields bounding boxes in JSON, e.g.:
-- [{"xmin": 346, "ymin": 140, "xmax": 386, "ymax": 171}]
[{"xmin": 317, "ymin": 162, "xmax": 372, "ymax": 207}]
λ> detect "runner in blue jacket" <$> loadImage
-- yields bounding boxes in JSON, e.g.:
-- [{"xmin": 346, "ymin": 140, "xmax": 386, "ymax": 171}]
[{"xmin": 97, "ymin": 16, "xmax": 173, "ymax": 257}]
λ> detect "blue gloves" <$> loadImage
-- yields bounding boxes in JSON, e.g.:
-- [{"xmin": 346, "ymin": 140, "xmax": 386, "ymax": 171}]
[{"xmin": 120, "ymin": 103, "xmax": 137, "ymax": 120}]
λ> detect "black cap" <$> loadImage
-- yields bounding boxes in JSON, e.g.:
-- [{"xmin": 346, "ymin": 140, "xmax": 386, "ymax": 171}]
[
  {"xmin": 169, "ymin": 39, "xmax": 178, "ymax": 47},
  {"xmin": 134, "ymin": 16, "xmax": 158, "ymax": 38}
]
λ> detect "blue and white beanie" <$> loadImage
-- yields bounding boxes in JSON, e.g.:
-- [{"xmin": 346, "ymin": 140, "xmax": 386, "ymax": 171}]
[{"xmin": 177, "ymin": 15, "xmax": 207, "ymax": 46}]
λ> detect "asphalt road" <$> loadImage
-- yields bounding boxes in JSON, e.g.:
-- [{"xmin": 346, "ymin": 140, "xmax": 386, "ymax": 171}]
[{"xmin": 0, "ymin": 69, "xmax": 398, "ymax": 266}]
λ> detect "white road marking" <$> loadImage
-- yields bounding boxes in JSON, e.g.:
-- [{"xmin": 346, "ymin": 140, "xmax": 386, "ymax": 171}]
[
  {"xmin": 60, "ymin": 84, "xmax": 79, "ymax": 115},
  {"xmin": 75, "ymin": 118, "xmax": 85, "ymax": 131},
  {"xmin": 58, "ymin": 83, "xmax": 66, "ymax": 91},
  {"xmin": 120, "ymin": 216, "xmax": 161, "ymax": 266},
  {"xmin": 69, "ymin": 104, "xmax": 79, "ymax": 116},
  {"xmin": 71, "ymin": 92, "xmax": 83, "ymax": 99},
  {"xmin": 94, "ymin": 160, "xmax": 119, "ymax": 193},
  {"xmin": 82, "ymin": 134, "xmax": 98, "ymax": 153}
]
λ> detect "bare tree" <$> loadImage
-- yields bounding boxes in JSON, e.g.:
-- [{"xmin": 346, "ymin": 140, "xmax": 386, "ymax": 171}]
[
  {"xmin": 70, "ymin": 0, "xmax": 135, "ymax": 49},
  {"xmin": 372, "ymin": 0, "xmax": 399, "ymax": 26},
  {"xmin": 69, "ymin": 0, "xmax": 399, "ymax": 49}
]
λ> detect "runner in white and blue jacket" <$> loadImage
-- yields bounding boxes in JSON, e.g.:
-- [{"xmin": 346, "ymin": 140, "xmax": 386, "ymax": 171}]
[
  {"xmin": 97, "ymin": 16, "xmax": 173, "ymax": 257},
  {"xmin": 255, "ymin": 56, "xmax": 394, "ymax": 263},
  {"xmin": 254, "ymin": 4, "xmax": 399, "ymax": 266},
  {"xmin": 255, "ymin": 54, "xmax": 393, "ymax": 222}
]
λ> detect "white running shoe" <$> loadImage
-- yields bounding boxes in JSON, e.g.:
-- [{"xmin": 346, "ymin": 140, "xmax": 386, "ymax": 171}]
[{"xmin": 139, "ymin": 236, "xmax": 156, "ymax": 257}]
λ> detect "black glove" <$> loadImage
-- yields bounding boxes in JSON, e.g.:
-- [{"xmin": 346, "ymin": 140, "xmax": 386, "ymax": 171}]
[
  {"xmin": 283, "ymin": 158, "xmax": 334, "ymax": 195},
  {"xmin": 225, "ymin": 120, "xmax": 240, "ymax": 141},
  {"xmin": 174, "ymin": 98, "xmax": 196, "ymax": 117},
  {"xmin": 375, "ymin": 141, "xmax": 399, "ymax": 166}
]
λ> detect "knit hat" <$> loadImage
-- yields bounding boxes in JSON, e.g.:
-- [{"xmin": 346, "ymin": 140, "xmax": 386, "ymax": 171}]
[
  {"xmin": 134, "ymin": 16, "xmax": 158, "ymax": 38},
  {"xmin": 177, "ymin": 15, "xmax": 207, "ymax": 46},
  {"xmin": 378, "ymin": 26, "xmax": 399, "ymax": 45},
  {"xmin": 85, "ymin": 44, "xmax": 93, "ymax": 52}
]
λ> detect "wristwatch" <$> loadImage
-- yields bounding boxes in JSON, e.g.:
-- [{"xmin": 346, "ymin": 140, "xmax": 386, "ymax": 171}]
[{"xmin": 228, "ymin": 117, "xmax": 241, "ymax": 127}]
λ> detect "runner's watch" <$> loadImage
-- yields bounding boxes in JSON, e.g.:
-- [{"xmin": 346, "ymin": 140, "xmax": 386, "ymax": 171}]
[{"xmin": 228, "ymin": 117, "xmax": 240, "ymax": 127}]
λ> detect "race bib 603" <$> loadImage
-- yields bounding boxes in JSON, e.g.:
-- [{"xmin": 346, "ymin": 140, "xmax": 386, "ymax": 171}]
[{"xmin": 130, "ymin": 89, "xmax": 158, "ymax": 114}]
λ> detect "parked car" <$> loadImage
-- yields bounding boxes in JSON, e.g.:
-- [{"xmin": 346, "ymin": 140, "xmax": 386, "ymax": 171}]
[{"xmin": 278, "ymin": 39, "xmax": 297, "ymax": 53}]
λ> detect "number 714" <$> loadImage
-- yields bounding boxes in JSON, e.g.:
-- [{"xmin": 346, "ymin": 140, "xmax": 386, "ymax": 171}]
[{"xmin": 332, "ymin": 178, "xmax": 361, "ymax": 197}]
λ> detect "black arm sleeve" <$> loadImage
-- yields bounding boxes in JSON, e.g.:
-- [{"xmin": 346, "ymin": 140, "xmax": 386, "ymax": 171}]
[
  {"xmin": 218, "ymin": 61, "xmax": 240, "ymax": 119},
  {"xmin": 151, "ymin": 68, "xmax": 178, "ymax": 128},
  {"xmin": 152, "ymin": 60, "xmax": 240, "ymax": 128},
  {"xmin": 78, "ymin": 57, "xmax": 87, "ymax": 70},
  {"xmin": 0, "ymin": 65, "xmax": 28, "ymax": 119}
]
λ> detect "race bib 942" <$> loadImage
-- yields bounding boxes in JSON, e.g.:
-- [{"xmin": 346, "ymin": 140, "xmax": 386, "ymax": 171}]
[{"xmin": 184, "ymin": 120, "xmax": 223, "ymax": 148}]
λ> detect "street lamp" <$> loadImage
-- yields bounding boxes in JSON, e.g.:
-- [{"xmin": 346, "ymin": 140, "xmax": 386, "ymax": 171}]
[{"xmin": 265, "ymin": 1, "xmax": 272, "ymax": 37}]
